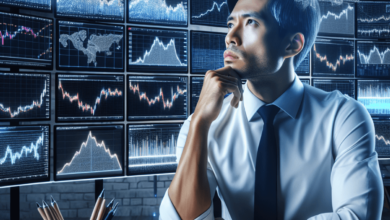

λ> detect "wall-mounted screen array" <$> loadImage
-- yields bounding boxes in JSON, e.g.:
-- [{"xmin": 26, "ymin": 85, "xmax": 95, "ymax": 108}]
[
  {"xmin": 128, "ymin": 76, "xmax": 187, "ymax": 120},
  {"xmin": 0, "ymin": 0, "xmax": 50, "ymax": 11},
  {"xmin": 312, "ymin": 39, "xmax": 354, "ymax": 77},
  {"xmin": 54, "ymin": 125, "xmax": 124, "ymax": 181},
  {"xmin": 57, "ymin": 21, "xmax": 124, "ymax": 71},
  {"xmin": 128, "ymin": 124, "xmax": 181, "ymax": 175},
  {"xmin": 128, "ymin": 0, "xmax": 187, "ymax": 26},
  {"xmin": 374, "ymin": 120, "xmax": 390, "ymax": 158},
  {"xmin": 357, "ymin": 41, "xmax": 390, "ymax": 78},
  {"xmin": 296, "ymin": 53, "xmax": 310, "ymax": 76},
  {"xmin": 358, "ymin": 80, "xmax": 390, "ymax": 117},
  {"xmin": 56, "ymin": 74, "xmax": 124, "ymax": 122},
  {"xmin": 0, "ymin": 126, "xmax": 49, "ymax": 187},
  {"xmin": 0, "ymin": 12, "xmax": 52, "ymax": 69},
  {"xmin": 0, "ymin": 72, "xmax": 50, "ymax": 121},
  {"xmin": 318, "ymin": 1, "xmax": 355, "ymax": 37},
  {"xmin": 313, "ymin": 79, "xmax": 355, "ymax": 98},
  {"xmin": 357, "ymin": 2, "xmax": 390, "ymax": 39},
  {"xmin": 56, "ymin": 0, "xmax": 124, "ymax": 21},
  {"xmin": 191, "ymin": 31, "xmax": 225, "ymax": 74},
  {"xmin": 127, "ymin": 27, "xmax": 188, "ymax": 73},
  {"xmin": 191, "ymin": 0, "xmax": 229, "ymax": 27}
]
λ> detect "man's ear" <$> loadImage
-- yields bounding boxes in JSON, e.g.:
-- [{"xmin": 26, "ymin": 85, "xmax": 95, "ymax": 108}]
[{"xmin": 284, "ymin": 32, "xmax": 305, "ymax": 59}]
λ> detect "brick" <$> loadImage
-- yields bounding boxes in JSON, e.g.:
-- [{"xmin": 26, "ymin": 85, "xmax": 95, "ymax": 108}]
[
  {"xmin": 158, "ymin": 175, "xmax": 169, "ymax": 181},
  {"xmin": 130, "ymin": 183, "xmax": 137, "ymax": 189},
  {"xmin": 149, "ymin": 176, "xmax": 155, "ymax": 181},
  {"xmin": 116, "ymin": 190, "xmax": 136, "ymax": 198},
  {"xmin": 57, "ymin": 201, "xmax": 70, "ymax": 209},
  {"xmin": 31, "ymin": 184, "xmax": 52, "ymax": 193},
  {"xmin": 143, "ymin": 198, "xmax": 157, "ymax": 206},
  {"xmin": 131, "ymin": 198, "xmax": 142, "ymax": 206},
  {"xmin": 68, "ymin": 209, "xmax": 77, "ymax": 218},
  {"xmin": 45, "ymin": 193, "xmax": 60, "ymax": 201},
  {"xmin": 78, "ymin": 208, "xmax": 93, "ymax": 218},
  {"xmin": 26, "ymin": 193, "xmax": 45, "ymax": 202},
  {"xmin": 19, "ymin": 194, "xmax": 26, "ymax": 202},
  {"xmin": 123, "ymin": 198, "xmax": 130, "ymax": 206},
  {"xmin": 142, "ymin": 206, "xmax": 158, "ymax": 216},
  {"xmin": 51, "ymin": 184, "xmax": 73, "ymax": 193},
  {"xmin": 164, "ymin": 181, "xmax": 171, "ymax": 188},
  {"xmin": 60, "ymin": 210, "xmax": 69, "ymax": 218},
  {"xmin": 130, "ymin": 206, "xmax": 142, "ymax": 216},
  {"xmin": 0, "ymin": 195, "xmax": 10, "ymax": 203},
  {"xmin": 70, "ymin": 201, "xmax": 89, "ymax": 209},
  {"xmin": 138, "ymin": 181, "xmax": 154, "ymax": 188},
  {"xmin": 157, "ymin": 188, "xmax": 167, "ymax": 197},
  {"xmin": 72, "ymin": 183, "xmax": 94, "ymax": 193},
  {"xmin": 84, "ymin": 193, "xmax": 94, "ymax": 200},
  {"xmin": 136, "ymin": 189, "xmax": 154, "ymax": 198},
  {"xmin": 61, "ymin": 193, "xmax": 84, "ymax": 201},
  {"xmin": 20, "ymin": 202, "xmax": 30, "ymax": 211},
  {"xmin": 157, "ymin": 182, "xmax": 164, "ymax": 188},
  {"xmin": 125, "ymin": 176, "xmax": 149, "ymax": 182},
  {"xmin": 115, "ymin": 205, "xmax": 131, "ymax": 216},
  {"xmin": 103, "ymin": 183, "xmax": 114, "ymax": 190},
  {"xmin": 0, "ymin": 188, "xmax": 9, "ymax": 194},
  {"xmin": 106, "ymin": 191, "xmax": 116, "ymax": 199},
  {"xmin": 19, "ymin": 186, "xmax": 32, "ymax": 194},
  {"xmin": 113, "ymin": 183, "xmax": 129, "ymax": 190},
  {"xmin": 168, "ymin": 175, "xmax": 175, "ymax": 180}
]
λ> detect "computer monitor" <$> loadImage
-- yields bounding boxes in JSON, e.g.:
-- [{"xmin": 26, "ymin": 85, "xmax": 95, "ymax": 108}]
[
  {"xmin": 0, "ymin": 0, "xmax": 51, "ymax": 11},
  {"xmin": 357, "ymin": 41, "xmax": 390, "ymax": 78},
  {"xmin": 313, "ymin": 79, "xmax": 355, "ymax": 98},
  {"xmin": 357, "ymin": 2, "xmax": 390, "ymax": 39},
  {"xmin": 57, "ymin": 20, "xmax": 124, "ymax": 72},
  {"xmin": 296, "ymin": 52, "xmax": 310, "ymax": 76},
  {"xmin": 318, "ymin": 0, "xmax": 355, "ymax": 37},
  {"xmin": 191, "ymin": 0, "xmax": 229, "ymax": 27},
  {"xmin": 0, "ymin": 125, "xmax": 50, "ymax": 187},
  {"xmin": 127, "ymin": 75, "xmax": 188, "ymax": 120},
  {"xmin": 56, "ymin": 74, "xmax": 124, "ymax": 122},
  {"xmin": 127, "ymin": 123, "xmax": 182, "ymax": 175},
  {"xmin": 54, "ymin": 125, "xmax": 124, "ymax": 181},
  {"xmin": 357, "ymin": 80, "xmax": 390, "ymax": 117},
  {"xmin": 0, "ymin": 12, "xmax": 53, "ymax": 69},
  {"xmin": 374, "ymin": 120, "xmax": 390, "ymax": 158},
  {"xmin": 0, "ymin": 72, "xmax": 50, "ymax": 121}
]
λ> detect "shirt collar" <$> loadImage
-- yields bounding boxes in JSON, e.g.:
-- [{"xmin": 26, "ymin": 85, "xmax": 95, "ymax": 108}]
[{"xmin": 243, "ymin": 75, "xmax": 304, "ymax": 121}]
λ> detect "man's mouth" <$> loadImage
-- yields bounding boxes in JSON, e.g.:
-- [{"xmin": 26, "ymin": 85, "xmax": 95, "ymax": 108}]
[{"xmin": 224, "ymin": 50, "xmax": 239, "ymax": 61}]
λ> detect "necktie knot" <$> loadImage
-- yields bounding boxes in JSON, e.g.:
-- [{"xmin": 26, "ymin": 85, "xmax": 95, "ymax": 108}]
[{"xmin": 258, "ymin": 104, "xmax": 280, "ymax": 125}]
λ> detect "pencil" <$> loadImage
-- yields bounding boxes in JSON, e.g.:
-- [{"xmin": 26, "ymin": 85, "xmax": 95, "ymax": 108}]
[
  {"xmin": 42, "ymin": 200, "xmax": 54, "ymax": 220},
  {"xmin": 104, "ymin": 203, "xmax": 119, "ymax": 220},
  {"xmin": 51, "ymin": 196, "xmax": 64, "ymax": 220},
  {"xmin": 36, "ymin": 202, "xmax": 48, "ymax": 220},
  {"xmin": 103, "ymin": 198, "xmax": 115, "ymax": 219},
  {"xmin": 96, "ymin": 197, "xmax": 106, "ymax": 220},
  {"xmin": 90, "ymin": 189, "xmax": 105, "ymax": 220}
]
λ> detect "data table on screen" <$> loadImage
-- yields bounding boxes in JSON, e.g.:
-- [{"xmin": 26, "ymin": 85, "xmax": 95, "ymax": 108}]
[
  {"xmin": 318, "ymin": 1, "xmax": 355, "ymax": 37},
  {"xmin": 128, "ymin": 0, "xmax": 187, "ymax": 26},
  {"xmin": 357, "ymin": 41, "xmax": 390, "ymax": 78},
  {"xmin": 191, "ymin": 0, "xmax": 229, "ymax": 27},
  {"xmin": 358, "ymin": 80, "xmax": 390, "ymax": 117},
  {"xmin": 0, "ymin": 12, "xmax": 52, "ymax": 69},
  {"xmin": 128, "ymin": 124, "xmax": 181, "ymax": 175},
  {"xmin": 57, "ymin": 21, "xmax": 124, "ymax": 71},
  {"xmin": 296, "ymin": 53, "xmax": 310, "ymax": 76},
  {"xmin": 357, "ymin": 2, "xmax": 390, "ymax": 39},
  {"xmin": 128, "ymin": 27, "xmax": 187, "ymax": 73},
  {"xmin": 56, "ymin": 74, "xmax": 124, "ymax": 122},
  {"xmin": 374, "ymin": 120, "xmax": 390, "ymax": 158},
  {"xmin": 313, "ymin": 79, "xmax": 355, "ymax": 98},
  {"xmin": 127, "ymin": 75, "xmax": 187, "ymax": 120},
  {"xmin": 0, "ymin": 126, "xmax": 49, "ymax": 187},
  {"xmin": 55, "ymin": 125, "xmax": 124, "ymax": 181}
]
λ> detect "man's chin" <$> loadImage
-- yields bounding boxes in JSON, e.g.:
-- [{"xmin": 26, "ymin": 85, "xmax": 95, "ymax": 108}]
[{"xmin": 224, "ymin": 63, "xmax": 246, "ymax": 78}]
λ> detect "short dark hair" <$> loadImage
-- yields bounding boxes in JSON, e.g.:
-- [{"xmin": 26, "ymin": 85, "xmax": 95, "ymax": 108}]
[{"xmin": 268, "ymin": 0, "xmax": 321, "ymax": 70}]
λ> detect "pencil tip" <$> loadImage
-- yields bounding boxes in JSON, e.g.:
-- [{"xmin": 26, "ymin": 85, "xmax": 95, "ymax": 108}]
[
  {"xmin": 99, "ymin": 188, "xmax": 105, "ymax": 198},
  {"xmin": 36, "ymin": 202, "xmax": 41, "ymax": 208},
  {"xmin": 51, "ymin": 196, "xmax": 55, "ymax": 203}
]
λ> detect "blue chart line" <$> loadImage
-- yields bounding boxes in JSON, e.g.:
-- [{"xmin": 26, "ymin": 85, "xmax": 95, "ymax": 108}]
[
  {"xmin": 373, "ymin": 121, "xmax": 390, "ymax": 157},
  {"xmin": 357, "ymin": 3, "xmax": 390, "ymax": 38},
  {"xmin": 319, "ymin": 2, "xmax": 354, "ymax": 35},
  {"xmin": 358, "ymin": 44, "xmax": 390, "ymax": 65},
  {"xmin": 0, "ymin": 133, "xmax": 43, "ymax": 165},
  {"xmin": 128, "ymin": 0, "xmax": 187, "ymax": 25},
  {"xmin": 358, "ymin": 81, "xmax": 390, "ymax": 116},
  {"xmin": 357, "ymin": 42, "xmax": 390, "ymax": 77},
  {"xmin": 191, "ymin": 0, "xmax": 229, "ymax": 26},
  {"xmin": 0, "ymin": 0, "xmax": 51, "ymax": 10},
  {"xmin": 192, "ymin": 1, "xmax": 226, "ymax": 19}
]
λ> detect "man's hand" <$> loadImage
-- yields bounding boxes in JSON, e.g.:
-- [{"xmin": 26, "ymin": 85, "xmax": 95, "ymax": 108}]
[{"xmin": 193, "ymin": 66, "xmax": 243, "ymax": 126}]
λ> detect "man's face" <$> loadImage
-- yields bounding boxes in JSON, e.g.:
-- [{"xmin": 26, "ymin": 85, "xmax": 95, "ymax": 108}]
[{"xmin": 224, "ymin": 0, "xmax": 284, "ymax": 79}]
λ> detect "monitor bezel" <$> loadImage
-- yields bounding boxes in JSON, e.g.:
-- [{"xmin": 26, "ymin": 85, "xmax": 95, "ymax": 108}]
[{"xmin": 0, "ymin": 0, "xmax": 53, "ymax": 12}]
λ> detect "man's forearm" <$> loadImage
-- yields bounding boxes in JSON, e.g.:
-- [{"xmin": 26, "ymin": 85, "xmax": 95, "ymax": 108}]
[{"xmin": 168, "ymin": 117, "xmax": 212, "ymax": 220}]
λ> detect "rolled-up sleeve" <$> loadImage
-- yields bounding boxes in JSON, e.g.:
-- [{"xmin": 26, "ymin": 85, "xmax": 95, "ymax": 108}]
[
  {"xmin": 159, "ymin": 115, "xmax": 218, "ymax": 220},
  {"xmin": 308, "ymin": 98, "xmax": 384, "ymax": 220}
]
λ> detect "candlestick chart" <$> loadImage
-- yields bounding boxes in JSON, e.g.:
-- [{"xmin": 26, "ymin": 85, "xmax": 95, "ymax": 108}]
[
  {"xmin": 318, "ymin": 1, "xmax": 354, "ymax": 36},
  {"xmin": 55, "ymin": 125, "xmax": 124, "ymax": 180},
  {"xmin": 357, "ymin": 41, "xmax": 390, "ymax": 77},
  {"xmin": 127, "ymin": 76, "xmax": 187, "ymax": 120},
  {"xmin": 358, "ymin": 80, "xmax": 390, "ymax": 116},
  {"xmin": 56, "ymin": 74, "xmax": 124, "ymax": 122},
  {"xmin": 313, "ymin": 79, "xmax": 355, "ymax": 98},
  {"xmin": 357, "ymin": 2, "xmax": 390, "ymax": 39},
  {"xmin": 191, "ymin": 0, "xmax": 229, "ymax": 27},
  {"xmin": 0, "ymin": 12, "xmax": 52, "ymax": 68},
  {"xmin": 0, "ymin": 126, "xmax": 49, "ymax": 185},
  {"xmin": 0, "ymin": 73, "xmax": 50, "ymax": 120},
  {"xmin": 128, "ymin": 124, "xmax": 181, "ymax": 174},
  {"xmin": 374, "ymin": 121, "xmax": 390, "ymax": 158}
]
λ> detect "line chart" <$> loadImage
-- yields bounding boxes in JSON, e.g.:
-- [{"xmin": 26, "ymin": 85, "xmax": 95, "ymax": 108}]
[
  {"xmin": 374, "ymin": 121, "xmax": 390, "ymax": 157},
  {"xmin": 357, "ymin": 3, "xmax": 390, "ymax": 38},
  {"xmin": 357, "ymin": 42, "xmax": 390, "ymax": 77},
  {"xmin": 318, "ymin": 1, "xmax": 354, "ymax": 36},
  {"xmin": 0, "ymin": 0, "xmax": 51, "ymax": 11},
  {"xmin": 0, "ymin": 133, "xmax": 43, "ymax": 165},
  {"xmin": 191, "ymin": 0, "xmax": 229, "ymax": 27}
]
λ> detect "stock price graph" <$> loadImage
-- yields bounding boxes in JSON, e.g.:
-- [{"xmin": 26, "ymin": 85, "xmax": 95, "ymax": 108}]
[
  {"xmin": 357, "ymin": 41, "xmax": 390, "ymax": 77},
  {"xmin": 358, "ymin": 80, "xmax": 390, "ymax": 116},
  {"xmin": 191, "ymin": 0, "xmax": 229, "ymax": 27},
  {"xmin": 357, "ymin": 2, "xmax": 390, "ymax": 39},
  {"xmin": 312, "ymin": 39, "xmax": 354, "ymax": 77},
  {"xmin": 0, "ymin": 12, "xmax": 52, "ymax": 68},
  {"xmin": 55, "ymin": 125, "xmax": 124, "ymax": 180},
  {"xmin": 58, "ymin": 21, "xmax": 124, "ymax": 71},
  {"xmin": 128, "ymin": 0, "xmax": 187, "ymax": 26},
  {"xmin": 313, "ymin": 79, "xmax": 355, "ymax": 98},
  {"xmin": 128, "ymin": 124, "xmax": 181, "ymax": 175},
  {"xmin": 56, "ymin": 0, "xmax": 124, "ymax": 21},
  {"xmin": 0, "ymin": 126, "xmax": 49, "ymax": 185},
  {"xmin": 374, "ymin": 121, "xmax": 390, "ymax": 158},
  {"xmin": 0, "ymin": 0, "xmax": 51, "ymax": 11},
  {"xmin": 191, "ymin": 31, "xmax": 225, "ymax": 74},
  {"xmin": 56, "ymin": 74, "xmax": 124, "ymax": 122},
  {"xmin": 0, "ymin": 73, "xmax": 50, "ymax": 120},
  {"xmin": 318, "ymin": 1, "xmax": 354, "ymax": 36},
  {"xmin": 128, "ymin": 76, "xmax": 187, "ymax": 120},
  {"xmin": 191, "ymin": 77, "xmax": 204, "ymax": 113},
  {"xmin": 128, "ymin": 27, "xmax": 187, "ymax": 72},
  {"xmin": 296, "ymin": 53, "xmax": 310, "ymax": 76}
]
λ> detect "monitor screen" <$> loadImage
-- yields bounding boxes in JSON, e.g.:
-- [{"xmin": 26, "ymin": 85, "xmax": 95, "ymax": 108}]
[
  {"xmin": 0, "ymin": 125, "xmax": 49, "ymax": 187},
  {"xmin": 358, "ymin": 80, "xmax": 390, "ymax": 117},
  {"xmin": 191, "ymin": 77, "xmax": 204, "ymax": 114},
  {"xmin": 127, "ymin": 27, "xmax": 188, "ymax": 73},
  {"xmin": 0, "ymin": 0, "xmax": 51, "ymax": 11},
  {"xmin": 0, "ymin": 12, "xmax": 52, "ymax": 69},
  {"xmin": 312, "ymin": 38, "xmax": 354, "ymax": 77},
  {"xmin": 56, "ymin": 74, "xmax": 124, "ymax": 122},
  {"xmin": 191, "ymin": 0, "xmax": 229, "ymax": 27},
  {"xmin": 313, "ymin": 79, "xmax": 355, "ymax": 98},
  {"xmin": 0, "ymin": 72, "xmax": 50, "ymax": 121},
  {"xmin": 374, "ymin": 120, "xmax": 390, "ymax": 158},
  {"xmin": 55, "ymin": 125, "xmax": 124, "ymax": 181},
  {"xmin": 318, "ymin": 1, "xmax": 355, "ymax": 37},
  {"xmin": 128, "ymin": 123, "xmax": 181, "ymax": 175},
  {"xmin": 56, "ymin": 0, "xmax": 124, "ymax": 22},
  {"xmin": 191, "ymin": 31, "xmax": 225, "ymax": 74},
  {"xmin": 127, "ymin": 75, "xmax": 188, "ymax": 120},
  {"xmin": 128, "ymin": 0, "xmax": 187, "ymax": 26},
  {"xmin": 296, "ymin": 52, "xmax": 310, "ymax": 76},
  {"xmin": 357, "ymin": 41, "xmax": 390, "ymax": 78},
  {"xmin": 300, "ymin": 79, "xmax": 310, "ymax": 85},
  {"xmin": 357, "ymin": 2, "xmax": 390, "ymax": 39},
  {"xmin": 57, "ymin": 21, "xmax": 124, "ymax": 71}
]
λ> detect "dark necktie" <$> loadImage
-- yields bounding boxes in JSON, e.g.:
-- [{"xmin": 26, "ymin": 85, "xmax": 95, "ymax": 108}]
[{"xmin": 254, "ymin": 104, "xmax": 280, "ymax": 220}]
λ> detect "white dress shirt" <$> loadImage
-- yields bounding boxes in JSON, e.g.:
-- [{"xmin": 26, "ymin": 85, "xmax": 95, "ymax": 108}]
[{"xmin": 159, "ymin": 75, "xmax": 383, "ymax": 220}]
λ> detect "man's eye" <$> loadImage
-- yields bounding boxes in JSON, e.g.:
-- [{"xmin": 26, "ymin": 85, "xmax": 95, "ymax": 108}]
[
  {"xmin": 247, "ymin": 19, "xmax": 256, "ymax": 25},
  {"xmin": 227, "ymin": 23, "xmax": 233, "ymax": 29}
]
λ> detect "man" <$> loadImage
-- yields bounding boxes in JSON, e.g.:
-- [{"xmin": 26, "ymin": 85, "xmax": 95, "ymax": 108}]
[{"xmin": 160, "ymin": 0, "xmax": 384, "ymax": 219}]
